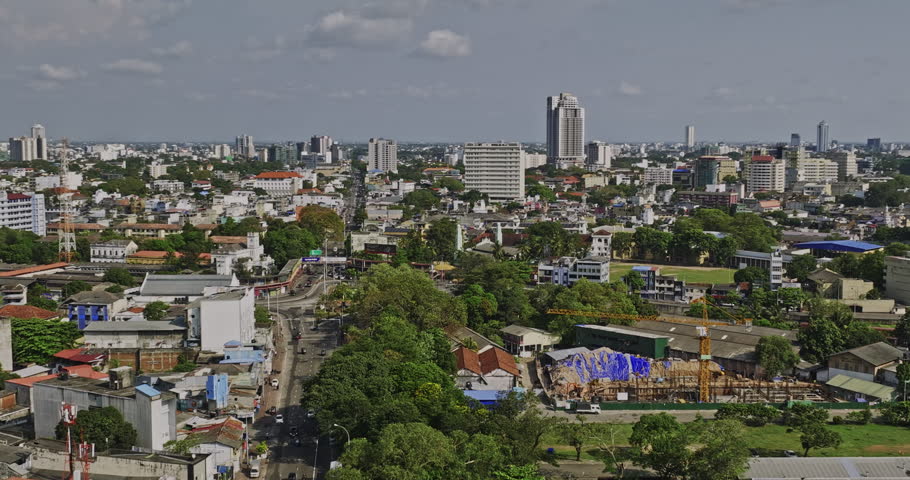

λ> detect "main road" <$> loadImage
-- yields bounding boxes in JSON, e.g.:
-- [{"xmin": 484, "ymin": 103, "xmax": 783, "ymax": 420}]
[{"xmin": 254, "ymin": 280, "xmax": 346, "ymax": 480}]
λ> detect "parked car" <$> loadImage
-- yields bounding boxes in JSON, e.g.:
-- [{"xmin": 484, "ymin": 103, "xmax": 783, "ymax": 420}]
[
  {"xmin": 319, "ymin": 349, "xmax": 327, "ymax": 356},
  {"xmin": 275, "ymin": 414, "xmax": 284, "ymax": 424},
  {"xmin": 306, "ymin": 409, "xmax": 316, "ymax": 419},
  {"xmin": 266, "ymin": 406, "xmax": 277, "ymax": 415},
  {"xmin": 289, "ymin": 426, "xmax": 298, "ymax": 437},
  {"xmin": 271, "ymin": 378, "xmax": 279, "ymax": 388}
]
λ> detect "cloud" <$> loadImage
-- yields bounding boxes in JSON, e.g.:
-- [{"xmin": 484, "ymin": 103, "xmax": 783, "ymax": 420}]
[
  {"xmin": 328, "ymin": 89, "xmax": 368, "ymax": 99},
  {"xmin": 37, "ymin": 64, "xmax": 85, "ymax": 81},
  {"xmin": 103, "ymin": 59, "xmax": 164, "ymax": 75},
  {"xmin": 618, "ymin": 81, "xmax": 643, "ymax": 96},
  {"xmin": 305, "ymin": 10, "xmax": 413, "ymax": 50},
  {"xmin": 151, "ymin": 40, "xmax": 192, "ymax": 58},
  {"xmin": 185, "ymin": 91, "xmax": 214, "ymax": 102},
  {"xmin": 240, "ymin": 89, "xmax": 282, "ymax": 101},
  {"xmin": 414, "ymin": 30, "xmax": 471, "ymax": 58},
  {"xmin": 240, "ymin": 36, "xmax": 288, "ymax": 62},
  {"xmin": 303, "ymin": 48, "xmax": 337, "ymax": 63}
]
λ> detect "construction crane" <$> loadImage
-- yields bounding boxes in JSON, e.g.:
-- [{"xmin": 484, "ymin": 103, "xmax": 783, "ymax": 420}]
[
  {"xmin": 547, "ymin": 298, "xmax": 750, "ymax": 403},
  {"xmin": 58, "ymin": 138, "xmax": 76, "ymax": 262}
]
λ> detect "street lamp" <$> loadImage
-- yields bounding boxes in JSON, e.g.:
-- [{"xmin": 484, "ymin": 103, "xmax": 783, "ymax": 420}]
[{"xmin": 332, "ymin": 423, "xmax": 351, "ymax": 445}]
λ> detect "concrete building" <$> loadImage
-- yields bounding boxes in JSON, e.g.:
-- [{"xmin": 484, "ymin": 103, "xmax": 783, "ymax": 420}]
[
  {"xmin": 585, "ymin": 141, "xmax": 611, "ymax": 171},
  {"xmin": 643, "ymin": 167, "xmax": 673, "ymax": 185},
  {"xmin": 63, "ymin": 290, "xmax": 128, "ymax": 330},
  {"xmin": 685, "ymin": 125, "xmax": 695, "ymax": 148},
  {"xmin": 8, "ymin": 137, "xmax": 36, "ymax": 162},
  {"xmin": 30, "ymin": 124, "xmax": 47, "ymax": 160},
  {"xmin": 252, "ymin": 171, "xmax": 304, "ymax": 196},
  {"xmin": 693, "ymin": 155, "xmax": 736, "ymax": 187},
  {"xmin": 675, "ymin": 190, "xmax": 739, "ymax": 208},
  {"xmin": 500, "ymin": 325, "xmax": 561, "ymax": 356},
  {"xmin": 33, "ymin": 369, "xmax": 177, "ymax": 450},
  {"xmin": 83, "ymin": 321, "xmax": 187, "ymax": 349},
  {"xmin": 817, "ymin": 120, "xmax": 830, "ymax": 153},
  {"xmin": 367, "ymin": 138, "xmax": 398, "ymax": 173},
  {"xmin": 547, "ymin": 93, "xmax": 585, "ymax": 167},
  {"xmin": 829, "ymin": 151, "xmax": 858, "ymax": 181},
  {"xmin": 747, "ymin": 155, "xmax": 785, "ymax": 193},
  {"xmin": 89, "ymin": 239, "xmax": 138, "ymax": 263},
  {"xmin": 310, "ymin": 135, "xmax": 332, "ymax": 156},
  {"xmin": 589, "ymin": 227, "xmax": 613, "ymax": 258},
  {"xmin": 137, "ymin": 274, "xmax": 240, "ymax": 304},
  {"xmin": 822, "ymin": 342, "xmax": 903, "ymax": 383},
  {"xmin": 212, "ymin": 144, "xmax": 232, "ymax": 159},
  {"xmin": 0, "ymin": 192, "xmax": 46, "ymax": 236},
  {"xmin": 186, "ymin": 288, "xmax": 255, "ymax": 353},
  {"xmin": 885, "ymin": 255, "xmax": 910, "ymax": 304},
  {"xmin": 463, "ymin": 142, "xmax": 525, "ymax": 201},
  {"xmin": 454, "ymin": 345, "xmax": 520, "ymax": 391},
  {"xmin": 149, "ymin": 161, "xmax": 168, "ymax": 179},
  {"xmin": 153, "ymin": 179, "xmax": 185, "ymax": 193},
  {"xmin": 790, "ymin": 133, "xmax": 800, "ymax": 146},
  {"xmin": 537, "ymin": 256, "xmax": 610, "ymax": 286},
  {"xmin": 787, "ymin": 157, "xmax": 839, "ymax": 186},
  {"xmin": 234, "ymin": 135, "xmax": 254, "ymax": 159},
  {"xmin": 211, "ymin": 232, "xmax": 272, "ymax": 276}
]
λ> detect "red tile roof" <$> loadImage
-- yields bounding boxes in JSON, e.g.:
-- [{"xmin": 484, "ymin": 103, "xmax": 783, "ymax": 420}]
[
  {"xmin": 297, "ymin": 188, "xmax": 324, "ymax": 194},
  {"xmin": 6, "ymin": 374, "xmax": 57, "ymax": 388},
  {"xmin": 0, "ymin": 262, "xmax": 69, "ymax": 278},
  {"xmin": 4, "ymin": 193, "xmax": 31, "ymax": 200},
  {"xmin": 454, "ymin": 346, "xmax": 482, "ymax": 375},
  {"xmin": 63, "ymin": 364, "xmax": 109, "ymax": 380},
  {"xmin": 127, "ymin": 307, "xmax": 145, "ymax": 313},
  {"xmin": 478, "ymin": 347, "xmax": 520, "ymax": 377},
  {"xmin": 255, "ymin": 172, "xmax": 302, "ymax": 179},
  {"xmin": 210, "ymin": 236, "xmax": 248, "ymax": 245},
  {"xmin": 53, "ymin": 348, "xmax": 105, "ymax": 364},
  {"xmin": 752, "ymin": 155, "xmax": 775, "ymax": 162},
  {"xmin": 0, "ymin": 304, "xmax": 59, "ymax": 320}
]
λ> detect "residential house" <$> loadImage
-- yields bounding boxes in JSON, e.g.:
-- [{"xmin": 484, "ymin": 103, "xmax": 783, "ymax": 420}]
[
  {"xmin": 821, "ymin": 342, "xmax": 904, "ymax": 382},
  {"xmin": 211, "ymin": 232, "xmax": 272, "ymax": 276},
  {"xmin": 0, "ymin": 304, "xmax": 58, "ymax": 320},
  {"xmin": 537, "ymin": 256, "xmax": 610, "ymax": 286},
  {"xmin": 89, "ymin": 240, "xmax": 138, "ymax": 263},
  {"xmin": 62, "ymin": 290, "xmax": 127, "ymax": 329},
  {"xmin": 83, "ymin": 321, "xmax": 187, "ymax": 349},
  {"xmin": 500, "ymin": 325, "xmax": 561, "ymax": 356},
  {"xmin": 454, "ymin": 346, "xmax": 520, "ymax": 391},
  {"xmin": 185, "ymin": 416, "xmax": 245, "ymax": 476}
]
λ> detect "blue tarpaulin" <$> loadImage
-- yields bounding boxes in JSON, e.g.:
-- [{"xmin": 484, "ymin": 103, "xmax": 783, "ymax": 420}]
[{"xmin": 563, "ymin": 351, "xmax": 651, "ymax": 383}]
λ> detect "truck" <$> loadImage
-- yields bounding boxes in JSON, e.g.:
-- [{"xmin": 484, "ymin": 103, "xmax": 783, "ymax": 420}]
[{"xmin": 574, "ymin": 402, "xmax": 602, "ymax": 414}]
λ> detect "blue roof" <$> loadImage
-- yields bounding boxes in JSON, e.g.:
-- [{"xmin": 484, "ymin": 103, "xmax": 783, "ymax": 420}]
[
  {"xmin": 795, "ymin": 240, "xmax": 883, "ymax": 253},
  {"xmin": 135, "ymin": 384, "xmax": 161, "ymax": 397},
  {"xmin": 673, "ymin": 168, "xmax": 690, "ymax": 173},
  {"xmin": 463, "ymin": 390, "xmax": 503, "ymax": 402},
  {"xmin": 632, "ymin": 265, "xmax": 659, "ymax": 272}
]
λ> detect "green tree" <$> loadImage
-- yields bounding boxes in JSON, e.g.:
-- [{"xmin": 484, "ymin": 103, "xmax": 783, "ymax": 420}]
[
  {"xmin": 629, "ymin": 413, "xmax": 693, "ymax": 479},
  {"xmin": 526, "ymin": 184, "xmax": 557, "ymax": 202},
  {"xmin": 353, "ymin": 264, "xmax": 466, "ymax": 330},
  {"xmin": 12, "ymin": 318, "xmax": 81, "ymax": 364},
  {"xmin": 623, "ymin": 270, "xmax": 646, "ymax": 292},
  {"xmin": 263, "ymin": 221, "xmax": 319, "ymax": 268},
  {"xmin": 797, "ymin": 318, "xmax": 843, "ymax": 363},
  {"xmin": 782, "ymin": 403, "xmax": 828, "ymax": 429},
  {"xmin": 164, "ymin": 437, "xmax": 201, "ymax": 455},
  {"xmin": 756, "ymin": 335, "xmax": 799, "ymax": 378},
  {"xmin": 897, "ymin": 363, "xmax": 910, "ymax": 401},
  {"xmin": 403, "ymin": 189, "xmax": 440, "ymax": 212},
  {"xmin": 103, "ymin": 267, "xmax": 135, "ymax": 287},
  {"xmin": 424, "ymin": 218, "xmax": 458, "ymax": 262},
  {"xmin": 885, "ymin": 242, "xmax": 909, "ymax": 256},
  {"xmin": 459, "ymin": 284, "xmax": 500, "ymax": 339},
  {"xmin": 298, "ymin": 205, "xmax": 345, "ymax": 241},
  {"xmin": 733, "ymin": 266, "xmax": 768, "ymax": 288},
  {"xmin": 142, "ymin": 301, "xmax": 170, "ymax": 321},
  {"xmin": 799, "ymin": 423, "xmax": 842, "ymax": 457},
  {"xmin": 786, "ymin": 255, "xmax": 818, "ymax": 283},
  {"xmin": 434, "ymin": 177, "xmax": 464, "ymax": 192},
  {"xmin": 55, "ymin": 406, "xmax": 138, "ymax": 451},
  {"xmin": 492, "ymin": 465, "xmax": 545, "ymax": 480},
  {"xmin": 254, "ymin": 306, "xmax": 272, "ymax": 326},
  {"xmin": 894, "ymin": 312, "xmax": 910, "ymax": 347},
  {"xmin": 687, "ymin": 419, "xmax": 750, "ymax": 480}
]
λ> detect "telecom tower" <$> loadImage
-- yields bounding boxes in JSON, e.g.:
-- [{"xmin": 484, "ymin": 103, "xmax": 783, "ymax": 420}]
[
  {"xmin": 58, "ymin": 138, "xmax": 77, "ymax": 261},
  {"xmin": 61, "ymin": 403, "xmax": 95, "ymax": 480}
]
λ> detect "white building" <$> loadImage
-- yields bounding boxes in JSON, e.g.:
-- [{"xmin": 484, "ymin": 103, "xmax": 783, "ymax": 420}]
[
  {"xmin": 211, "ymin": 232, "xmax": 273, "ymax": 276},
  {"xmin": 186, "ymin": 288, "xmax": 256, "ymax": 353},
  {"xmin": 590, "ymin": 227, "xmax": 613, "ymax": 258},
  {"xmin": 817, "ymin": 120, "xmax": 830, "ymax": 153},
  {"xmin": 644, "ymin": 167, "xmax": 673, "ymax": 185},
  {"xmin": 464, "ymin": 142, "xmax": 525, "ymax": 201},
  {"xmin": 522, "ymin": 152, "xmax": 547, "ymax": 169},
  {"xmin": 747, "ymin": 156, "xmax": 786, "ymax": 193},
  {"xmin": 213, "ymin": 144, "xmax": 232, "ymax": 159},
  {"xmin": 0, "ymin": 191, "xmax": 46, "ymax": 236},
  {"xmin": 8, "ymin": 137, "xmax": 36, "ymax": 162},
  {"xmin": 235, "ymin": 135, "xmax": 254, "ymax": 159},
  {"xmin": 547, "ymin": 93, "xmax": 585, "ymax": 167},
  {"xmin": 153, "ymin": 179, "xmax": 185, "ymax": 193},
  {"xmin": 829, "ymin": 151, "xmax": 858, "ymax": 181},
  {"xmin": 252, "ymin": 172, "xmax": 304, "ymax": 197},
  {"xmin": 787, "ymin": 157, "xmax": 839, "ymax": 186},
  {"xmin": 90, "ymin": 239, "xmax": 138, "ymax": 263},
  {"xmin": 685, "ymin": 125, "xmax": 696, "ymax": 148},
  {"xmin": 885, "ymin": 256, "xmax": 910, "ymax": 305},
  {"xmin": 149, "ymin": 161, "xmax": 168, "ymax": 179},
  {"xmin": 31, "ymin": 124, "xmax": 47, "ymax": 160},
  {"xmin": 586, "ymin": 141, "xmax": 612, "ymax": 171},
  {"xmin": 367, "ymin": 138, "xmax": 398, "ymax": 173},
  {"xmin": 537, "ymin": 256, "xmax": 611, "ymax": 286}
]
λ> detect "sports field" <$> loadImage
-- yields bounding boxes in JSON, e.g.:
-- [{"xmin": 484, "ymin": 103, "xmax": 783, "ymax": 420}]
[{"xmin": 611, "ymin": 262, "xmax": 736, "ymax": 284}]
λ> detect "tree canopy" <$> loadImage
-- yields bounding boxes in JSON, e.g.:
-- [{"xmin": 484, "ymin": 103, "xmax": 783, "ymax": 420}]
[
  {"xmin": 12, "ymin": 318, "xmax": 81, "ymax": 364},
  {"xmin": 55, "ymin": 406, "xmax": 138, "ymax": 451}
]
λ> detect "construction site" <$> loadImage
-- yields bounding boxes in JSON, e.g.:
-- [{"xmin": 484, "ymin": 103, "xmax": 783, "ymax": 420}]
[{"xmin": 537, "ymin": 346, "xmax": 826, "ymax": 405}]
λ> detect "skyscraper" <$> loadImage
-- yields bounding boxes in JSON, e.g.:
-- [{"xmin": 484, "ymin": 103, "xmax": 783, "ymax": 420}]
[
  {"xmin": 235, "ymin": 135, "xmax": 255, "ymax": 159},
  {"xmin": 747, "ymin": 155, "xmax": 785, "ymax": 193},
  {"xmin": 693, "ymin": 155, "xmax": 736, "ymax": 187},
  {"xmin": 585, "ymin": 141, "xmax": 612, "ymax": 171},
  {"xmin": 790, "ymin": 133, "xmax": 801, "ymax": 147},
  {"xmin": 464, "ymin": 142, "xmax": 525, "ymax": 201},
  {"xmin": 8, "ymin": 137, "xmax": 36, "ymax": 162},
  {"xmin": 867, "ymin": 138, "xmax": 882, "ymax": 152},
  {"xmin": 30, "ymin": 124, "xmax": 47, "ymax": 160},
  {"xmin": 546, "ymin": 93, "xmax": 585, "ymax": 167},
  {"xmin": 830, "ymin": 151, "xmax": 858, "ymax": 181},
  {"xmin": 368, "ymin": 138, "xmax": 398, "ymax": 173},
  {"xmin": 685, "ymin": 125, "xmax": 696, "ymax": 148},
  {"xmin": 816, "ymin": 121, "xmax": 829, "ymax": 153}
]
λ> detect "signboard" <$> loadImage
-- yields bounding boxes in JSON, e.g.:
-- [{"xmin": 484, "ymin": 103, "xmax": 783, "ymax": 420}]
[
  {"xmin": 309, "ymin": 249, "xmax": 323, "ymax": 256},
  {"xmin": 302, "ymin": 257, "xmax": 320, "ymax": 262}
]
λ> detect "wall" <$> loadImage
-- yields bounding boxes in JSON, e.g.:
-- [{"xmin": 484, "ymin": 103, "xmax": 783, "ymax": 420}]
[
  {"xmin": 885, "ymin": 256, "xmax": 910, "ymax": 304},
  {"xmin": 199, "ymin": 290, "xmax": 254, "ymax": 353},
  {"xmin": 0, "ymin": 318, "xmax": 11, "ymax": 375},
  {"xmin": 26, "ymin": 443, "xmax": 211, "ymax": 480},
  {"xmin": 106, "ymin": 348, "xmax": 196, "ymax": 373}
]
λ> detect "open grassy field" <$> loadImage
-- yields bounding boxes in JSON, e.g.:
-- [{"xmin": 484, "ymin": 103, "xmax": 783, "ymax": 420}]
[
  {"xmin": 541, "ymin": 422, "xmax": 910, "ymax": 460},
  {"xmin": 611, "ymin": 262, "xmax": 736, "ymax": 285}
]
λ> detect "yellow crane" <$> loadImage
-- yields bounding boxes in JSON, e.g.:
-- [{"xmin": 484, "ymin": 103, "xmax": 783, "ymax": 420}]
[{"xmin": 547, "ymin": 297, "xmax": 750, "ymax": 403}]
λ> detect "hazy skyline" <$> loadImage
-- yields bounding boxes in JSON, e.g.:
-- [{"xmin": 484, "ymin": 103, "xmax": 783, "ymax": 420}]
[{"xmin": 3, "ymin": 0, "xmax": 909, "ymax": 143}]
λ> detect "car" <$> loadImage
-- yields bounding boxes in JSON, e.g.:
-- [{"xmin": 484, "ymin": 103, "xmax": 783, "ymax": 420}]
[
  {"xmin": 289, "ymin": 426, "xmax": 298, "ymax": 437},
  {"xmin": 319, "ymin": 349, "xmax": 327, "ymax": 356},
  {"xmin": 275, "ymin": 414, "xmax": 284, "ymax": 424},
  {"xmin": 306, "ymin": 409, "xmax": 315, "ymax": 419},
  {"xmin": 266, "ymin": 406, "xmax": 277, "ymax": 415},
  {"xmin": 300, "ymin": 348, "xmax": 307, "ymax": 355},
  {"xmin": 270, "ymin": 379, "xmax": 279, "ymax": 388},
  {"xmin": 294, "ymin": 438, "xmax": 301, "ymax": 447},
  {"xmin": 784, "ymin": 450, "xmax": 798, "ymax": 457}
]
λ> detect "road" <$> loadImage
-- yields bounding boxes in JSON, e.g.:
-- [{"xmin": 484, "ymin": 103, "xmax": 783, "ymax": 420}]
[{"xmin": 253, "ymin": 281, "xmax": 346, "ymax": 480}]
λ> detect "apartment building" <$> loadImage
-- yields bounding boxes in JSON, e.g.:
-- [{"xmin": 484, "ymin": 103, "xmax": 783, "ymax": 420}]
[
  {"xmin": 464, "ymin": 142, "xmax": 525, "ymax": 201},
  {"xmin": 0, "ymin": 192, "xmax": 46, "ymax": 236}
]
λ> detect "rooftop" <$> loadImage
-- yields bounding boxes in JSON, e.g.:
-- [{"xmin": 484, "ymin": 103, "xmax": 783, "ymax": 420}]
[
  {"xmin": 795, "ymin": 240, "xmax": 884, "ymax": 253},
  {"xmin": 0, "ymin": 304, "xmax": 59, "ymax": 320},
  {"xmin": 744, "ymin": 456, "xmax": 910, "ymax": 479},
  {"xmin": 140, "ymin": 274, "xmax": 237, "ymax": 296},
  {"xmin": 826, "ymin": 374, "xmax": 895, "ymax": 400},
  {"xmin": 833, "ymin": 341, "xmax": 903, "ymax": 366},
  {"xmin": 84, "ymin": 321, "xmax": 186, "ymax": 333}
]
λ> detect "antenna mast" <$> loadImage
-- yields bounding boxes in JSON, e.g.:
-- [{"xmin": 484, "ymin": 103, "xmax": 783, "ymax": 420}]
[{"xmin": 58, "ymin": 138, "xmax": 76, "ymax": 262}]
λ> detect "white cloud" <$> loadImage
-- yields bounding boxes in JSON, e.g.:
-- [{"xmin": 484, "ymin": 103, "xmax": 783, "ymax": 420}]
[
  {"xmin": 306, "ymin": 10, "xmax": 412, "ymax": 49},
  {"xmin": 414, "ymin": 30, "xmax": 471, "ymax": 58},
  {"xmin": 240, "ymin": 89, "xmax": 282, "ymax": 101},
  {"xmin": 241, "ymin": 36, "xmax": 287, "ymax": 62},
  {"xmin": 185, "ymin": 91, "xmax": 213, "ymax": 102},
  {"xmin": 328, "ymin": 89, "xmax": 368, "ymax": 99},
  {"xmin": 618, "ymin": 81, "xmax": 643, "ymax": 96},
  {"xmin": 151, "ymin": 40, "xmax": 192, "ymax": 58},
  {"xmin": 103, "ymin": 59, "xmax": 164, "ymax": 75},
  {"xmin": 303, "ymin": 48, "xmax": 337, "ymax": 63},
  {"xmin": 37, "ymin": 64, "xmax": 85, "ymax": 81}
]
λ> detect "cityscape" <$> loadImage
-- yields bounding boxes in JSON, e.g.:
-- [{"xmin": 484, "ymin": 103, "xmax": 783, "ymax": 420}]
[{"xmin": 2, "ymin": 2, "xmax": 910, "ymax": 480}]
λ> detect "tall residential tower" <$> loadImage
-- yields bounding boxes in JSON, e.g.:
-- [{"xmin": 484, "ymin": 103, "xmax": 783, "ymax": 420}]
[
  {"xmin": 546, "ymin": 93, "xmax": 585, "ymax": 168},
  {"xmin": 685, "ymin": 125, "xmax": 696, "ymax": 148},
  {"xmin": 367, "ymin": 138, "xmax": 398, "ymax": 173},
  {"xmin": 816, "ymin": 121, "xmax": 830, "ymax": 153}
]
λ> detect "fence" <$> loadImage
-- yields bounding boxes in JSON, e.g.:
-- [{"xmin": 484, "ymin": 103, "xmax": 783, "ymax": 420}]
[{"xmin": 558, "ymin": 401, "xmax": 871, "ymax": 411}]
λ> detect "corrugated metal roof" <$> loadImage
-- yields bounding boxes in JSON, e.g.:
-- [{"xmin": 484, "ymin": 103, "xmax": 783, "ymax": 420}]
[
  {"xmin": 745, "ymin": 456, "xmax": 910, "ymax": 479},
  {"xmin": 140, "ymin": 274, "xmax": 236, "ymax": 296},
  {"xmin": 826, "ymin": 374, "xmax": 895, "ymax": 400},
  {"xmin": 795, "ymin": 240, "xmax": 884, "ymax": 252}
]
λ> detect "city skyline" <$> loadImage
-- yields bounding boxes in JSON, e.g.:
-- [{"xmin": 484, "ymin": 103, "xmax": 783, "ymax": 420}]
[{"xmin": 4, "ymin": 1, "xmax": 910, "ymax": 143}]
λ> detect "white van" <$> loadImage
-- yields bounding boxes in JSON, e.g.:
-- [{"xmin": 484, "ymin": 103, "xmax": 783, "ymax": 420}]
[{"xmin": 249, "ymin": 459, "xmax": 261, "ymax": 478}]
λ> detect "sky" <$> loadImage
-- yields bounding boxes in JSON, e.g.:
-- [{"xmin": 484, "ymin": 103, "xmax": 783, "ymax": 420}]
[{"xmin": 2, "ymin": 0, "xmax": 910, "ymax": 144}]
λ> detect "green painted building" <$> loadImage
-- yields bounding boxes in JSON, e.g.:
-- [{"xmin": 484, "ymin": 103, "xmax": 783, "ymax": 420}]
[{"xmin": 574, "ymin": 324, "xmax": 669, "ymax": 359}]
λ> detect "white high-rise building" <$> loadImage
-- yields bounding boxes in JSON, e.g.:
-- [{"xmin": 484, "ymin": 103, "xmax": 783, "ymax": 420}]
[
  {"xmin": 547, "ymin": 93, "xmax": 585, "ymax": 167},
  {"xmin": 235, "ymin": 135, "xmax": 255, "ymax": 158},
  {"xmin": 644, "ymin": 167, "xmax": 674, "ymax": 186},
  {"xmin": 817, "ymin": 120, "xmax": 830, "ymax": 153},
  {"xmin": 585, "ymin": 141, "xmax": 612, "ymax": 171},
  {"xmin": 464, "ymin": 142, "xmax": 525, "ymax": 201},
  {"xmin": 829, "ymin": 151, "xmax": 858, "ymax": 181},
  {"xmin": 368, "ymin": 138, "xmax": 398, "ymax": 173},
  {"xmin": 685, "ymin": 125, "xmax": 696, "ymax": 148},
  {"xmin": 149, "ymin": 161, "xmax": 168, "ymax": 179},
  {"xmin": 747, "ymin": 155, "xmax": 785, "ymax": 193},
  {"xmin": 30, "ymin": 124, "xmax": 47, "ymax": 160},
  {"xmin": 0, "ymin": 191, "xmax": 46, "ymax": 236},
  {"xmin": 8, "ymin": 137, "xmax": 36, "ymax": 162},
  {"xmin": 787, "ymin": 157, "xmax": 838, "ymax": 186},
  {"xmin": 213, "ymin": 144, "xmax": 232, "ymax": 159}
]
